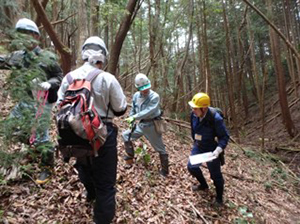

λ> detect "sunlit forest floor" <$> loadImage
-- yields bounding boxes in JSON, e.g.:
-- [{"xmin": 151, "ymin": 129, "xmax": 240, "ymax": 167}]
[{"xmin": 0, "ymin": 71, "xmax": 300, "ymax": 223}]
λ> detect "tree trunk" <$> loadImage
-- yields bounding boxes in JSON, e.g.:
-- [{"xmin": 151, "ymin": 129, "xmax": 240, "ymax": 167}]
[
  {"xmin": 148, "ymin": 0, "xmax": 160, "ymax": 90},
  {"xmin": 247, "ymin": 15, "xmax": 262, "ymax": 107},
  {"xmin": 242, "ymin": 0, "xmax": 300, "ymax": 63},
  {"xmin": 196, "ymin": 3, "xmax": 204, "ymax": 92},
  {"xmin": 77, "ymin": 0, "xmax": 88, "ymax": 65},
  {"xmin": 202, "ymin": 0, "xmax": 212, "ymax": 97},
  {"xmin": 107, "ymin": 0, "xmax": 142, "ymax": 76},
  {"xmin": 31, "ymin": 0, "xmax": 72, "ymax": 74},
  {"xmin": 91, "ymin": 0, "xmax": 99, "ymax": 36},
  {"xmin": 35, "ymin": 0, "xmax": 49, "ymax": 27},
  {"xmin": 222, "ymin": 0, "xmax": 239, "ymax": 141},
  {"xmin": 267, "ymin": 0, "xmax": 297, "ymax": 137},
  {"xmin": 171, "ymin": 0, "xmax": 194, "ymax": 113}
]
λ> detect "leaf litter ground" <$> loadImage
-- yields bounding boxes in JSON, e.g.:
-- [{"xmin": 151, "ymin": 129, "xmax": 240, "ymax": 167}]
[{"xmin": 0, "ymin": 81, "xmax": 299, "ymax": 223}]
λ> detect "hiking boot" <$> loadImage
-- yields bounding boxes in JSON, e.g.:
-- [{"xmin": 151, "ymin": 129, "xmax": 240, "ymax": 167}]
[
  {"xmin": 36, "ymin": 168, "xmax": 51, "ymax": 184},
  {"xmin": 159, "ymin": 154, "xmax": 169, "ymax": 177},
  {"xmin": 192, "ymin": 184, "xmax": 209, "ymax": 192},
  {"xmin": 213, "ymin": 198, "xmax": 223, "ymax": 207}
]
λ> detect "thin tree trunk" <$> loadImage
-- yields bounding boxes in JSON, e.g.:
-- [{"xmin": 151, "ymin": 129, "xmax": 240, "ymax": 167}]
[
  {"xmin": 91, "ymin": 0, "xmax": 99, "ymax": 36},
  {"xmin": 202, "ymin": 0, "xmax": 211, "ymax": 97},
  {"xmin": 283, "ymin": 0, "xmax": 299, "ymax": 97},
  {"xmin": 196, "ymin": 3, "xmax": 204, "ymax": 91},
  {"xmin": 148, "ymin": 0, "xmax": 160, "ymax": 89},
  {"xmin": 31, "ymin": 0, "xmax": 71, "ymax": 74},
  {"xmin": 247, "ymin": 15, "xmax": 261, "ymax": 106},
  {"xmin": 242, "ymin": 0, "xmax": 300, "ymax": 62},
  {"xmin": 267, "ymin": 0, "xmax": 297, "ymax": 137},
  {"xmin": 107, "ymin": 0, "xmax": 142, "ymax": 76},
  {"xmin": 222, "ymin": 0, "xmax": 239, "ymax": 141},
  {"xmin": 77, "ymin": 0, "xmax": 88, "ymax": 65},
  {"xmin": 172, "ymin": 0, "xmax": 193, "ymax": 112}
]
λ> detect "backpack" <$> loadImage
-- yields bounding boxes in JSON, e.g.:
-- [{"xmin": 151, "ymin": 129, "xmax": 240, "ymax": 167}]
[
  {"xmin": 56, "ymin": 69, "xmax": 108, "ymax": 159},
  {"xmin": 207, "ymin": 107, "xmax": 225, "ymax": 166}
]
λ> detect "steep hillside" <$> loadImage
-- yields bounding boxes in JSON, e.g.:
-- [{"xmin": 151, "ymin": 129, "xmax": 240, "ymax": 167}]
[
  {"xmin": 240, "ymin": 82, "xmax": 300, "ymax": 177},
  {"xmin": 0, "ymin": 88, "xmax": 299, "ymax": 223}
]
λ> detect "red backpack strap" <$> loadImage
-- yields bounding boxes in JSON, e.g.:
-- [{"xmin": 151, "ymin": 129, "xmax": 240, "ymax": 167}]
[
  {"xmin": 66, "ymin": 73, "xmax": 73, "ymax": 85},
  {"xmin": 86, "ymin": 69, "xmax": 102, "ymax": 82}
]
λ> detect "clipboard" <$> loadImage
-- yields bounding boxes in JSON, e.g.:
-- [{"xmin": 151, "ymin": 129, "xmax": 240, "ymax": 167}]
[{"xmin": 189, "ymin": 152, "xmax": 217, "ymax": 165}]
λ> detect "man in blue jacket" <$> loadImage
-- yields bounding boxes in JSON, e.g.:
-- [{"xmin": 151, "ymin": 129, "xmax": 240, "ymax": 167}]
[
  {"xmin": 122, "ymin": 73, "xmax": 169, "ymax": 177},
  {"xmin": 187, "ymin": 92, "xmax": 229, "ymax": 205}
]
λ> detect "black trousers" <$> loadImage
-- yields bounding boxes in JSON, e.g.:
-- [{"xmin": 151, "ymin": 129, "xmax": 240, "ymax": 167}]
[
  {"xmin": 74, "ymin": 123, "xmax": 118, "ymax": 224},
  {"xmin": 187, "ymin": 144, "xmax": 224, "ymax": 201}
]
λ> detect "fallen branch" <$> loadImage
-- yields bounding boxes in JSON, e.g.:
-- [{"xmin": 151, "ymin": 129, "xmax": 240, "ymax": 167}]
[
  {"xmin": 168, "ymin": 204, "xmax": 190, "ymax": 222},
  {"xmin": 187, "ymin": 201, "xmax": 209, "ymax": 224},
  {"xmin": 275, "ymin": 147, "xmax": 300, "ymax": 152},
  {"xmin": 164, "ymin": 117, "xmax": 190, "ymax": 129},
  {"xmin": 278, "ymin": 160, "xmax": 300, "ymax": 181},
  {"xmin": 229, "ymin": 137, "xmax": 247, "ymax": 153},
  {"xmin": 290, "ymin": 131, "xmax": 300, "ymax": 143}
]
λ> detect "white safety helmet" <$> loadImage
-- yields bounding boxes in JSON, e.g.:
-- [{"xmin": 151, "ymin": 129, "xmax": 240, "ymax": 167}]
[
  {"xmin": 15, "ymin": 18, "xmax": 40, "ymax": 35},
  {"xmin": 135, "ymin": 73, "xmax": 151, "ymax": 91},
  {"xmin": 82, "ymin": 36, "xmax": 108, "ymax": 57}
]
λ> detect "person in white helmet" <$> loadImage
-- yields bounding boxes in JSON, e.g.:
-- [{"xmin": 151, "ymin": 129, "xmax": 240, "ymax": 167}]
[
  {"xmin": 57, "ymin": 36, "xmax": 127, "ymax": 224},
  {"xmin": 0, "ymin": 18, "xmax": 63, "ymax": 184},
  {"xmin": 122, "ymin": 73, "xmax": 169, "ymax": 177}
]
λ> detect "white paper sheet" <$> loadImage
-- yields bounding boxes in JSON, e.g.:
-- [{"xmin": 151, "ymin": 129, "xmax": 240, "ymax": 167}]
[{"xmin": 189, "ymin": 152, "xmax": 217, "ymax": 165}]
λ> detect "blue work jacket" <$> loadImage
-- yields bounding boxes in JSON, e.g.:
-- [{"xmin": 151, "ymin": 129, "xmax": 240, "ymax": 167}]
[
  {"xmin": 130, "ymin": 90, "xmax": 161, "ymax": 120},
  {"xmin": 190, "ymin": 108, "xmax": 229, "ymax": 151}
]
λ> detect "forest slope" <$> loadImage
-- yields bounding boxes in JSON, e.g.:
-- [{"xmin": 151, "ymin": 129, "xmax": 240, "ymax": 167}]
[{"xmin": 0, "ymin": 88, "xmax": 299, "ymax": 223}]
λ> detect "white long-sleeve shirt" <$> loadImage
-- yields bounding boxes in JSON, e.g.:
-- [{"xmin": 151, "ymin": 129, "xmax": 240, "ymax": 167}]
[{"xmin": 57, "ymin": 62, "xmax": 127, "ymax": 118}]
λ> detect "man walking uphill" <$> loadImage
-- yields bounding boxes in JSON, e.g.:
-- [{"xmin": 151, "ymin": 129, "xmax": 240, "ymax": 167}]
[
  {"xmin": 122, "ymin": 73, "xmax": 169, "ymax": 177},
  {"xmin": 0, "ymin": 18, "xmax": 63, "ymax": 184},
  {"xmin": 187, "ymin": 92, "xmax": 229, "ymax": 206},
  {"xmin": 57, "ymin": 36, "xmax": 127, "ymax": 224}
]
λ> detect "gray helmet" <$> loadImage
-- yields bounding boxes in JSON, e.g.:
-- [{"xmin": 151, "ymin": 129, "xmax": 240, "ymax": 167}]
[
  {"xmin": 15, "ymin": 18, "xmax": 40, "ymax": 35},
  {"xmin": 82, "ymin": 36, "xmax": 108, "ymax": 56},
  {"xmin": 135, "ymin": 73, "xmax": 151, "ymax": 91}
]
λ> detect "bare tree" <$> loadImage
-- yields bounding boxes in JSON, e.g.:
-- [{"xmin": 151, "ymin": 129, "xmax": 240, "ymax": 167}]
[{"xmin": 107, "ymin": 0, "xmax": 143, "ymax": 76}]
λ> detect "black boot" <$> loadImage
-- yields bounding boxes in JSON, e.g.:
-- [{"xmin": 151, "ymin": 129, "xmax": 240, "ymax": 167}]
[
  {"xmin": 159, "ymin": 154, "xmax": 169, "ymax": 177},
  {"xmin": 192, "ymin": 184, "xmax": 209, "ymax": 192},
  {"xmin": 123, "ymin": 141, "xmax": 134, "ymax": 167},
  {"xmin": 214, "ymin": 179, "xmax": 224, "ymax": 206}
]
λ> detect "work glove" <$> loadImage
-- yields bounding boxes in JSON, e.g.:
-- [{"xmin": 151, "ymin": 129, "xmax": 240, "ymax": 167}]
[
  {"xmin": 212, "ymin": 146, "xmax": 223, "ymax": 158},
  {"xmin": 125, "ymin": 116, "xmax": 135, "ymax": 124},
  {"xmin": 39, "ymin": 81, "xmax": 51, "ymax": 90}
]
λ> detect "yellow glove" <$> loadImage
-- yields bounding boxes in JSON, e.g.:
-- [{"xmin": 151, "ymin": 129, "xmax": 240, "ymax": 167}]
[{"xmin": 125, "ymin": 116, "xmax": 135, "ymax": 124}]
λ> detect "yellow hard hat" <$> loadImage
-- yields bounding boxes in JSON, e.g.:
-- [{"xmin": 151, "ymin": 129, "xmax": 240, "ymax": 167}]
[{"xmin": 188, "ymin": 92, "xmax": 210, "ymax": 108}]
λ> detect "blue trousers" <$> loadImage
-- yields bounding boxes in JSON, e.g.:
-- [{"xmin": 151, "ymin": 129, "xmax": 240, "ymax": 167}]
[
  {"xmin": 74, "ymin": 123, "xmax": 118, "ymax": 224},
  {"xmin": 187, "ymin": 144, "xmax": 224, "ymax": 201}
]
